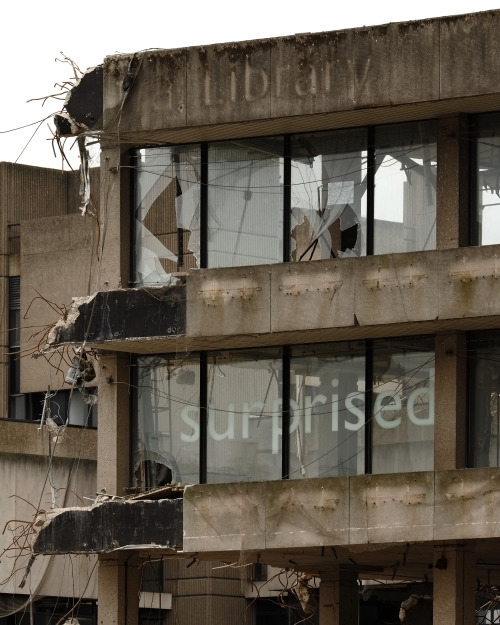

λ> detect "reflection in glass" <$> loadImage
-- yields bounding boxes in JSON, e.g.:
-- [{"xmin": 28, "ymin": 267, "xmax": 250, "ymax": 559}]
[
  {"xmin": 371, "ymin": 337, "xmax": 435, "ymax": 473},
  {"xmin": 133, "ymin": 146, "xmax": 201, "ymax": 285},
  {"xmin": 475, "ymin": 113, "xmax": 500, "ymax": 245},
  {"xmin": 206, "ymin": 349, "xmax": 282, "ymax": 482},
  {"xmin": 207, "ymin": 138, "xmax": 284, "ymax": 267},
  {"xmin": 291, "ymin": 130, "xmax": 367, "ymax": 260},
  {"xmin": 134, "ymin": 356, "xmax": 200, "ymax": 489},
  {"xmin": 374, "ymin": 122, "xmax": 437, "ymax": 254},
  {"xmin": 469, "ymin": 332, "xmax": 500, "ymax": 467},
  {"xmin": 289, "ymin": 342, "xmax": 365, "ymax": 478}
]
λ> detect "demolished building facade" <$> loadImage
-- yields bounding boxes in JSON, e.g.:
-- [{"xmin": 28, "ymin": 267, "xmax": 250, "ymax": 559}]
[{"xmin": 10, "ymin": 8, "xmax": 500, "ymax": 624}]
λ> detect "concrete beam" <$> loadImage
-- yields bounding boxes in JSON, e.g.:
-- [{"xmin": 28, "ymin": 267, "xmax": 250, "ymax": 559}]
[
  {"xmin": 47, "ymin": 244, "xmax": 500, "ymax": 354},
  {"xmin": 183, "ymin": 468, "xmax": 500, "ymax": 553},
  {"xmin": 33, "ymin": 498, "xmax": 183, "ymax": 554}
]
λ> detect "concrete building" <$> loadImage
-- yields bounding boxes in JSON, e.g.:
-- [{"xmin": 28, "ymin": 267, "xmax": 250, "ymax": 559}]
[
  {"xmin": 0, "ymin": 163, "xmax": 98, "ymax": 623},
  {"xmin": 11, "ymin": 7, "xmax": 500, "ymax": 624}
]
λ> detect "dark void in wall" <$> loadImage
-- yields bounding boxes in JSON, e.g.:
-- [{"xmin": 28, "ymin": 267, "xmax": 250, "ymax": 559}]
[
  {"xmin": 33, "ymin": 498, "xmax": 183, "ymax": 554},
  {"xmin": 54, "ymin": 286, "xmax": 186, "ymax": 344}
]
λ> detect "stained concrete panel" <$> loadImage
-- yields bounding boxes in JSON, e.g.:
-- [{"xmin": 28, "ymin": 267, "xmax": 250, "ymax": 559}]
[
  {"xmin": 265, "ymin": 478, "xmax": 350, "ymax": 548},
  {"xmin": 437, "ymin": 246, "xmax": 500, "ymax": 320},
  {"xmin": 104, "ymin": 51, "xmax": 187, "ymax": 132},
  {"xmin": 186, "ymin": 266, "xmax": 271, "ymax": 338},
  {"xmin": 349, "ymin": 472, "xmax": 434, "ymax": 545},
  {"xmin": 434, "ymin": 468, "xmax": 500, "ymax": 541},
  {"xmin": 352, "ymin": 21, "xmax": 440, "ymax": 108},
  {"xmin": 183, "ymin": 482, "xmax": 266, "ymax": 552},
  {"xmin": 271, "ymin": 259, "xmax": 355, "ymax": 333},
  {"xmin": 187, "ymin": 43, "xmax": 272, "ymax": 127},
  {"xmin": 353, "ymin": 252, "xmax": 437, "ymax": 327},
  {"xmin": 20, "ymin": 214, "xmax": 96, "ymax": 393},
  {"xmin": 271, "ymin": 31, "xmax": 354, "ymax": 118},
  {"xmin": 440, "ymin": 11, "xmax": 500, "ymax": 100}
]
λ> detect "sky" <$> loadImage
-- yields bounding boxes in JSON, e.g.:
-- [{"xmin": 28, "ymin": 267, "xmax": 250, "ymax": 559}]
[{"xmin": 1, "ymin": 0, "xmax": 498, "ymax": 170}]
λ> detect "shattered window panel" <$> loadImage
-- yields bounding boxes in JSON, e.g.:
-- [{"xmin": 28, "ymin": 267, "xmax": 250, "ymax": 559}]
[
  {"xmin": 474, "ymin": 113, "xmax": 500, "ymax": 245},
  {"xmin": 468, "ymin": 332, "xmax": 500, "ymax": 468},
  {"xmin": 291, "ymin": 129, "xmax": 367, "ymax": 261},
  {"xmin": 133, "ymin": 146, "xmax": 201, "ymax": 285},
  {"xmin": 374, "ymin": 122, "xmax": 437, "ymax": 254},
  {"xmin": 371, "ymin": 337, "xmax": 435, "ymax": 474},
  {"xmin": 206, "ymin": 349, "xmax": 283, "ymax": 482},
  {"xmin": 289, "ymin": 342, "xmax": 365, "ymax": 479},
  {"xmin": 134, "ymin": 356, "xmax": 200, "ymax": 488},
  {"xmin": 207, "ymin": 138, "xmax": 284, "ymax": 267}
]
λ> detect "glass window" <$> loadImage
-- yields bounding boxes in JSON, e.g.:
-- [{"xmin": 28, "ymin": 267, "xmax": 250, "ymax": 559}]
[
  {"xmin": 133, "ymin": 122, "xmax": 437, "ymax": 277},
  {"xmin": 469, "ymin": 332, "xmax": 500, "ymax": 467},
  {"xmin": 132, "ymin": 337, "xmax": 435, "ymax": 487},
  {"xmin": 134, "ymin": 356, "xmax": 200, "ymax": 488},
  {"xmin": 289, "ymin": 342, "xmax": 365, "ymax": 478},
  {"xmin": 207, "ymin": 138, "xmax": 284, "ymax": 268},
  {"xmin": 374, "ymin": 122, "xmax": 437, "ymax": 254},
  {"xmin": 133, "ymin": 146, "xmax": 201, "ymax": 285},
  {"xmin": 290, "ymin": 129, "xmax": 367, "ymax": 260},
  {"xmin": 474, "ymin": 113, "xmax": 500, "ymax": 246},
  {"xmin": 206, "ymin": 349, "xmax": 282, "ymax": 482},
  {"xmin": 371, "ymin": 337, "xmax": 435, "ymax": 473}
]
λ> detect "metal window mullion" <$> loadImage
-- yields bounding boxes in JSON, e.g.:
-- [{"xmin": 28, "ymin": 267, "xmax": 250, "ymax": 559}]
[
  {"xmin": 199, "ymin": 352, "xmax": 208, "ymax": 483},
  {"xmin": 283, "ymin": 136, "xmax": 291, "ymax": 263},
  {"xmin": 365, "ymin": 340, "xmax": 373, "ymax": 474},
  {"xmin": 200, "ymin": 143, "xmax": 208, "ymax": 268},
  {"xmin": 282, "ymin": 346, "xmax": 291, "ymax": 478},
  {"xmin": 367, "ymin": 127, "xmax": 375, "ymax": 256}
]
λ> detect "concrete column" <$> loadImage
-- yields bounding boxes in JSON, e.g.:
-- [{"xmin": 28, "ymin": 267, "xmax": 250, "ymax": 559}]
[
  {"xmin": 433, "ymin": 546, "xmax": 476, "ymax": 625},
  {"xmin": 436, "ymin": 114, "xmax": 469, "ymax": 249},
  {"xmin": 97, "ymin": 353, "xmax": 131, "ymax": 495},
  {"xmin": 319, "ymin": 570, "xmax": 358, "ymax": 625},
  {"xmin": 91, "ymin": 145, "xmax": 131, "ymax": 292},
  {"xmin": 98, "ymin": 555, "xmax": 140, "ymax": 625},
  {"xmin": 434, "ymin": 333, "xmax": 467, "ymax": 470}
]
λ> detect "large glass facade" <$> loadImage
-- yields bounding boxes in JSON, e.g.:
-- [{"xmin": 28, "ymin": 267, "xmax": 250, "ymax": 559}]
[
  {"xmin": 132, "ymin": 121, "xmax": 437, "ymax": 283},
  {"xmin": 133, "ymin": 337, "xmax": 435, "ymax": 487}
]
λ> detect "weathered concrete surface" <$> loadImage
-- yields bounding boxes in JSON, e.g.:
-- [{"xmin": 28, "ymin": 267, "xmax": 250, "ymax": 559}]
[
  {"xmin": 0, "ymin": 419, "xmax": 97, "ymax": 460},
  {"xmin": 102, "ymin": 11, "xmax": 500, "ymax": 139},
  {"xmin": 183, "ymin": 468, "xmax": 500, "ymax": 552},
  {"xmin": 33, "ymin": 498, "xmax": 183, "ymax": 554},
  {"xmin": 182, "ymin": 482, "xmax": 266, "ymax": 552}
]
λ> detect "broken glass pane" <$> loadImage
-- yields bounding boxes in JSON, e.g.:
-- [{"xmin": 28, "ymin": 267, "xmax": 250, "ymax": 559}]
[
  {"xmin": 290, "ymin": 129, "xmax": 367, "ymax": 261},
  {"xmin": 133, "ymin": 146, "xmax": 201, "ymax": 285},
  {"xmin": 207, "ymin": 138, "xmax": 284, "ymax": 267},
  {"xmin": 134, "ymin": 356, "xmax": 200, "ymax": 488},
  {"xmin": 374, "ymin": 122, "xmax": 437, "ymax": 254}
]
